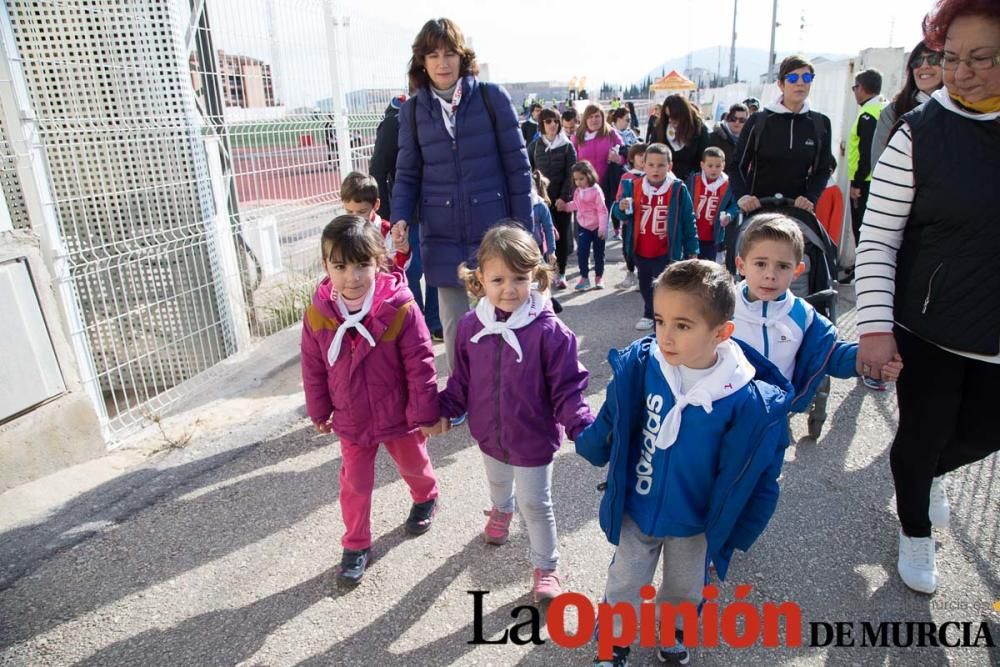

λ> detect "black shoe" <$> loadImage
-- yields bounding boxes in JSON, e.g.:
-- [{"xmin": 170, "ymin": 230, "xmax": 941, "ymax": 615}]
[
  {"xmin": 551, "ymin": 296, "xmax": 563, "ymax": 314},
  {"xmin": 657, "ymin": 630, "xmax": 690, "ymax": 664},
  {"xmin": 594, "ymin": 645, "xmax": 630, "ymax": 666},
  {"xmin": 405, "ymin": 498, "xmax": 437, "ymax": 535},
  {"xmin": 337, "ymin": 548, "xmax": 370, "ymax": 586},
  {"xmin": 431, "ymin": 329, "xmax": 444, "ymax": 342}
]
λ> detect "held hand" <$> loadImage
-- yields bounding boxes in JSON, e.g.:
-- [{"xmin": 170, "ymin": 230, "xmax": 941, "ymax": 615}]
[
  {"xmin": 720, "ymin": 212, "xmax": 731, "ymax": 228},
  {"xmin": 314, "ymin": 420, "xmax": 332, "ymax": 434},
  {"xmin": 857, "ymin": 334, "xmax": 899, "ymax": 381},
  {"xmin": 793, "ymin": 196, "xmax": 815, "ymax": 212},
  {"xmin": 608, "ymin": 148, "xmax": 619, "ymax": 163},
  {"xmin": 880, "ymin": 354, "xmax": 904, "ymax": 383},
  {"xmin": 391, "ymin": 221, "xmax": 409, "ymax": 251},
  {"xmin": 738, "ymin": 195, "xmax": 761, "ymax": 213},
  {"xmin": 555, "ymin": 200, "xmax": 566, "ymax": 212},
  {"xmin": 849, "ymin": 187, "xmax": 861, "ymax": 202}
]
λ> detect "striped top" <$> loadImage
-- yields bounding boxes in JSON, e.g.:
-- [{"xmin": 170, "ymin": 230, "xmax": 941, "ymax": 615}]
[{"xmin": 855, "ymin": 90, "xmax": 1000, "ymax": 362}]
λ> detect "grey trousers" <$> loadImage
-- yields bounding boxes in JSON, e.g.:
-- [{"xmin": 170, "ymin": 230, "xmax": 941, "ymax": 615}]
[
  {"xmin": 436, "ymin": 285, "xmax": 471, "ymax": 373},
  {"xmin": 481, "ymin": 453, "xmax": 559, "ymax": 571},
  {"xmin": 603, "ymin": 515, "xmax": 707, "ymax": 637}
]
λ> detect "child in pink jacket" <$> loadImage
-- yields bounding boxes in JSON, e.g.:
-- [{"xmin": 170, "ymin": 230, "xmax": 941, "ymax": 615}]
[
  {"xmin": 560, "ymin": 160, "xmax": 608, "ymax": 290},
  {"xmin": 301, "ymin": 215, "xmax": 442, "ymax": 587}
]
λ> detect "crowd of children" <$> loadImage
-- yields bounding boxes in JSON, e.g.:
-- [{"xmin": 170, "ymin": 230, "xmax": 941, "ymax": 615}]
[{"xmin": 301, "ymin": 90, "xmax": 905, "ymax": 663}]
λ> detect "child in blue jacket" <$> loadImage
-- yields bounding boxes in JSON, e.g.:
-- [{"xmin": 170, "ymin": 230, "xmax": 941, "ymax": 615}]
[
  {"xmin": 576, "ymin": 260, "xmax": 793, "ymax": 666},
  {"xmin": 732, "ymin": 214, "xmax": 903, "ymax": 419}
]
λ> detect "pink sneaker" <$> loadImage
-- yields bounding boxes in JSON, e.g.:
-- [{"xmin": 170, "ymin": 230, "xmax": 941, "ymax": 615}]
[
  {"xmin": 483, "ymin": 507, "xmax": 513, "ymax": 545},
  {"xmin": 532, "ymin": 568, "xmax": 562, "ymax": 602}
]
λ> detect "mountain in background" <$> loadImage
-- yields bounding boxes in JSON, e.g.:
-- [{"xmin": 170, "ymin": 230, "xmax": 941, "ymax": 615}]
[{"xmin": 637, "ymin": 45, "xmax": 851, "ymax": 85}]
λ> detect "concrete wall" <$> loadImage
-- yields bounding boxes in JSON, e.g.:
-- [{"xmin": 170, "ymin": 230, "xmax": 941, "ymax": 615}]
[{"xmin": 0, "ymin": 230, "xmax": 104, "ymax": 493}]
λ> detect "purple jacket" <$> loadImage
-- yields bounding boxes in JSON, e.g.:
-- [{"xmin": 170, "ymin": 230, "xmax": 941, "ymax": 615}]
[
  {"xmin": 439, "ymin": 305, "xmax": 594, "ymax": 466},
  {"xmin": 300, "ymin": 270, "xmax": 439, "ymax": 446}
]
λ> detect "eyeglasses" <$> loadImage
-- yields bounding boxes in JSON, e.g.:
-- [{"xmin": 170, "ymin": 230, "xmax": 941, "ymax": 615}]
[
  {"xmin": 729, "ymin": 116, "xmax": 748, "ymax": 123},
  {"xmin": 784, "ymin": 72, "xmax": 815, "ymax": 84},
  {"xmin": 910, "ymin": 52, "xmax": 943, "ymax": 68},
  {"xmin": 940, "ymin": 49, "xmax": 1000, "ymax": 71},
  {"xmin": 543, "ymin": 119, "xmax": 559, "ymax": 125}
]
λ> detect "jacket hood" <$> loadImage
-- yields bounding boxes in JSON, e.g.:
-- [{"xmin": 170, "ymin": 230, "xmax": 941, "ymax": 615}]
[
  {"xmin": 311, "ymin": 270, "xmax": 413, "ymax": 322},
  {"xmin": 713, "ymin": 122, "xmax": 737, "ymax": 143},
  {"xmin": 765, "ymin": 96, "xmax": 812, "ymax": 115}
]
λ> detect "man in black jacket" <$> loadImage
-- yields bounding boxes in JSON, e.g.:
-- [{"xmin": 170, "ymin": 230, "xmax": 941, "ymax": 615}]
[
  {"xmin": 369, "ymin": 95, "xmax": 405, "ymax": 219},
  {"xmin": 521, "ymin": 103, "xmax": 542, "ymax": 146}
]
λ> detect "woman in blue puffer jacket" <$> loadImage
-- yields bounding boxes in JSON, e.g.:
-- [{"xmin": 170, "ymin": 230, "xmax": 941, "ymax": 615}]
[{"xmin": 391, "ymin": 18, "xmax": 532, "ymax": 372}]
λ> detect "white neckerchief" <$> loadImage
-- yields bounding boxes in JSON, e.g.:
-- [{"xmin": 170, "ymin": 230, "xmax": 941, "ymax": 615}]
[
  {"xmin": 433, "ymin": 83, "xmax": 464, "ymax": 138},
  {"xmin": 651, "ymin": 339, "xmax": 756, "ymax": 450},
  {"xmin": 701, "ymin": 171, "xmax": 729, "ymax": 195},
  {"xmin": 665, "ymin": 124, "xmax": 685, "ymax": 152},
  {"xmin": 915, "ymin": 90, "xmax": 932, "ymax": 105},
  {"xmin": 766, "ymin": 96, "xmax": 812, "ymax": 115},
  {"xmin": 469, "ymin": 291, "xmax": 544, "ymax": 363},
  {"xmin": 327, "ymin": 281, "xmax": 377, "ymax": 365},
  {"xmin": 642, "ymin": 174, "xmax": 674, "ymax": 197},
  {"xmin": 541, "ymin": 132, "xmax": 569, "ymax": 151},
  {"xmin": 735, "ymin": 282, "xmax": 796, "ymax": 342},
  {"xmin": 583, "ymin": 130, "xmax": 597, "ymax": 141}
]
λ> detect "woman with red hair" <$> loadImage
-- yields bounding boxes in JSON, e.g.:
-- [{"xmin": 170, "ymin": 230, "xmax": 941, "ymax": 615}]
[{"xmin": 855, "ymin": 0, "xmax": 1000, "ymax": 594}]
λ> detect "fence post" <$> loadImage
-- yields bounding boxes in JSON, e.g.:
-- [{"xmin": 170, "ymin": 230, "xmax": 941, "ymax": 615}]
[
  {"xmin": 0, "ymin": 4, "xmax": 111, "ymax": 442},
  {"xmin": 323, "ymin": 1, "xmax": 354, "ymax": 178}
]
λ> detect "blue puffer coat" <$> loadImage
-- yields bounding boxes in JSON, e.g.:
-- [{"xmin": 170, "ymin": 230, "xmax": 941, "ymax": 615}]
[{"xmin": 391, "ymin": 76, "xmax": 532, "ymax": 288}]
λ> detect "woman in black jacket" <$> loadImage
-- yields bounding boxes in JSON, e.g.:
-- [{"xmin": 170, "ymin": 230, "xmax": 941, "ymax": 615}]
[
  {"xmin": 529, "ymin": 108, "xmax": 577, "ymax": 288},
  {"xmin": 707, "ymin": 103, "xmax": 749, "ymax": 177},
  {"xmin": 731, "ymin": 55, "xmax": 833, "ymax": 214},
  {"xmin": 651, "ymin": 94, "xmax": 710, "ymax": 180}
]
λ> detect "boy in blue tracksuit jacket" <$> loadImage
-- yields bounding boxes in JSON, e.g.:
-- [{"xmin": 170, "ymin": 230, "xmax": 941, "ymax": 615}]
[
  {"xmin": 731, "ymin": 215, "xmax": 903, "ymax": 417},
  {"xmin": 575, "ymin": 260, "xmax": 793, "ymax": 666}
]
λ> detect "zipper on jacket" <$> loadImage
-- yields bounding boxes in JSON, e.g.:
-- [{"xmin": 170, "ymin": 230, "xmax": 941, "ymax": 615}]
[
  {"xmin": 761, "ymin": 300, "xmax": 770, "ymax": 358},
  {"xmin": 789, "ymin": 115, "xmax": 794, "ymax": 150},
  {"xmin": 494, "ymin": 337, "xmax": 507, "ymax": 462},
  {"xmin": 922, "ymin": 263, "xmax": 944, "ymax": 314}
]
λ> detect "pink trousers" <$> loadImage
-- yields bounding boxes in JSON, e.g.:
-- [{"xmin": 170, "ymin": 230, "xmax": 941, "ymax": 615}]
[{"xmin": 339, "ymin": 431, "xmax": 438, "ymax": 550}]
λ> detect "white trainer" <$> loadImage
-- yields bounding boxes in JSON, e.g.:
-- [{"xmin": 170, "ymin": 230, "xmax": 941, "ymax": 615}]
[
  {"xmin": 615, "ymin": 273, "xmax": 638, "ymax": 290},
  {"xmin": 929, "ymin": 476, "xmax": 950, "ymax": 529},
  {"xmin": 635, "ymin": 317, "xmax": 655, "ymax": 331},
  {"xmin": 897, "ymin": 529, "xmax": 938, "ymax": 594}
]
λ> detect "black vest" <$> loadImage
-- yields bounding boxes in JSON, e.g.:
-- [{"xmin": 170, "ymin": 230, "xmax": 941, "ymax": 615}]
[{"xmin": 894, "ymin": 99, "xmax": 1000, "ymax": 354}]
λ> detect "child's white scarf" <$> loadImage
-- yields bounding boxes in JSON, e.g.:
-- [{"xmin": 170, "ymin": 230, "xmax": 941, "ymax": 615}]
[
  {"xmin": 470, "ymin": 291, "xmax": 544, "ymax": 363},
  {"xmin": 327, "ymin": 281, "xmax": 377, "ymax": 365},
  {"xmin": 650, "ymin": 339, "xmax": 755, "ymax": 449}
]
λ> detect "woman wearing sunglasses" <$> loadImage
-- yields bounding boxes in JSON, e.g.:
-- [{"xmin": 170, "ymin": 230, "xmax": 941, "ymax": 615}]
[
  {"xmin": 707, "ymin": 102, "xmax": 750, "ymax": 176},
  {"xmin": 871, "ymin": 41, "xmax": 944, "ymax": 165},
  {"xmin": 731, "ymin": 55, "xmax": 834, "ymax": 215}
]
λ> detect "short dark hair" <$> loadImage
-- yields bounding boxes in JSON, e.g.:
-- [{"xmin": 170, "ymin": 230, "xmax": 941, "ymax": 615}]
[
  {"xmin": 738, "ymin": 213, "xmax": 805, "ymax": 264},
  {"xmin": 321, "ymin": 214, "xmax": 387, "ymax": 266},
  {"xmin": 726, "ymin": 102, "xmax": 749, "ymax": 119},
  {"xmin": 655, "ymin": 259, "xmax": 735, "ymax": 327},
  {"xmin": 854, "ymin": 68, "xmax": 883, "ymax": 95},
  {"xmin": 609, "ymin": 108, "xmax": 630, "ymax": 122},
  {"xmin": 702, "ymin": 146, "xmax": 725, "ymax": 161},
  {"xmin": 778, "ymin": 55, "xmax": 815, "ymax": 81},
  {"xmin": 538, "ymin": 108, "xmax": 559, "ymax": 126},
  {"xmin": 529, "ymin": 102, "xmax": 543, "ymax": 113},
  {"xmin": 340, "ymin": 171, "xmax": 379, "ymax": 205},
  {"xmin": 644, "ymin": 142, "xmax": 673, "ymax": 162},
  {"xmin": 561, "ymin": 108, "xmax": 578, "ymax": 122},
  {"xmin": 626, "ymin": 142, "xmax": 647, "ymax": 166},
  {"xmin": 407, "ymin": 19, "xmax": 479, "ymax": 91}
]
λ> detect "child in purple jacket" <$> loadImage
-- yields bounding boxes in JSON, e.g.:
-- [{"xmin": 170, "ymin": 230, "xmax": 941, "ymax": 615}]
[
  {"xmin": 436, "ymin": 223, "xmax": 595, "ymax": 602},
  {"xmin": 301, "ymin": 215, "xmax": 443, "ymax": 587}
]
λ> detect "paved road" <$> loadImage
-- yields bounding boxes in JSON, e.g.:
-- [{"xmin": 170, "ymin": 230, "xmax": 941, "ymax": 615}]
[{"xmin": 1, "ymin": 240, "xmax": 998, "ymax": 666}]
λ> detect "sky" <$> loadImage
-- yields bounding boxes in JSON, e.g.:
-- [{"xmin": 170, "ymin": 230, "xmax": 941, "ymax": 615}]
[
  {"xmin": 204, "ymin": 0, "xmax": 932, "ymax": 108},
  {"xmin": 350, "ymin": 0, "xmax": 931, "ymax": 84}
]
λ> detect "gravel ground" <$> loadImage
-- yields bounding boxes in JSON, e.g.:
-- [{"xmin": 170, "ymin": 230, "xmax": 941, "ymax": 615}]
[{"xmin": 1, "ymin": 240, "xmax": 998, "ymax": 666}]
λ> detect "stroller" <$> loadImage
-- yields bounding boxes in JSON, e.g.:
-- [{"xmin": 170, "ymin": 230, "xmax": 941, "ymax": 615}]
[{"xmin": 733, "ymin": 196, "xmax": 840, "ymax": 439}]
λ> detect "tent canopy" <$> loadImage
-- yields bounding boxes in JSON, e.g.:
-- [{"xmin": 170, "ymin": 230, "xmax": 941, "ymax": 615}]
[{"xmin": 649, "ymin": 70, "xmax": 696, "ymax": 92}]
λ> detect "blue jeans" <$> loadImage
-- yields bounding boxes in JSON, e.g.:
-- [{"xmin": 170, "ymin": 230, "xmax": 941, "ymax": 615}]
[
  {"xmin": 635, "ymin": 254, "xmax": 671, "ymax": 319},
  {"xmin": 697, "ymin": 240, "xmax": 717, "ymax": 262},
  {"xmin": 576, "ymin": 226, "xmax": 605, "ymax": 280},
  {"xmin": 406, "ymin": 223, "xmax": 441, "ymax": 331}
]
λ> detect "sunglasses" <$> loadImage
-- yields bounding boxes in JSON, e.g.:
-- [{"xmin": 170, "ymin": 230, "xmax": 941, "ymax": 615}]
[
  {"xmin": 730, "ymin": 116, "xmax": 748, "ymax": 123},
  {"xmin": 910, "ymin": 52, "xmax": 943, "ymax": 68},
  {"xmin": 784, "ymin": 72, "xmax": 815, "ymax": 84},
  {"xmin": 543, "ymin": 119, "xmax": 559, "ymax": 125}
]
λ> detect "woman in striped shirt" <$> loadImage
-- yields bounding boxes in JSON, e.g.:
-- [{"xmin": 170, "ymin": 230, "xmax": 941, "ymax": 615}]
[{"xmin": 854, "ymin": 0, "xmax": 1000, "ymax": 595}]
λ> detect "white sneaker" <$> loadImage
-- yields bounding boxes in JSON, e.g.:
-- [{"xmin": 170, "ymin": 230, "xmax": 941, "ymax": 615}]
[
  {"xmin": 635, "ymin": 317, "xmax": 655, "ymax": 331},
  {"xmin": 929, "ymin": 476, "xmax": 950, "ymax": 529},
  {"xmin": 615, "ymin": 273, "xmax": 638, "ymax": 289},
  {"xmin": 897, "ymin": 529, "xmax": 938, "ymax": 594}
]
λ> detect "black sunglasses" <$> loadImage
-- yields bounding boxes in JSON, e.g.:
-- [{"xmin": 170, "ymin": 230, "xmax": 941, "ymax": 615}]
[{"xmin": 910, "ymin": 52, "xmax": 943, "ymax": 68}]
